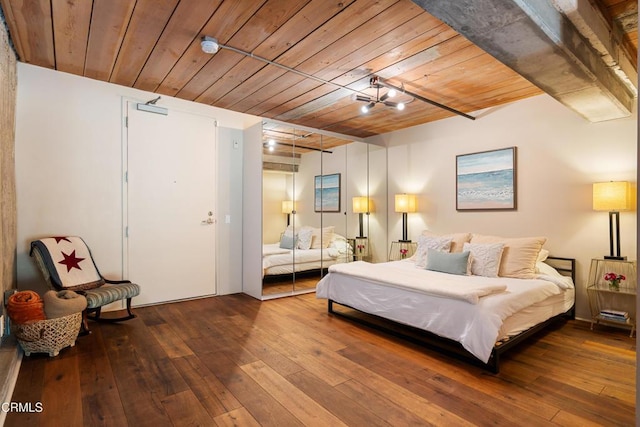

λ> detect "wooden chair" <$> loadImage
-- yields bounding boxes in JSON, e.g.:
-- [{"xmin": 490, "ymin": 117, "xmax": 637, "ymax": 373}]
[{"xmin": 30, "ymin": 236, "xmax": 141, "ymax": 333}]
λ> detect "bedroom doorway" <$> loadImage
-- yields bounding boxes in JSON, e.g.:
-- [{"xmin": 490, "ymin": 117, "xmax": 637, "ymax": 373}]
[{"xmin": 124, "ymin": 102, "xmax": 217, "ymax": 305}]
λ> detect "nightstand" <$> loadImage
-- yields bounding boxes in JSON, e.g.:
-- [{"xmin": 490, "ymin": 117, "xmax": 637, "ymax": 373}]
[
  {"xmin": 586, "ymin": 258, "xmax": 636, "ymax": 337},
  {"xmin": 347, "ymin": 237, "xmax": 370, "ymax": 261},
  {"xmin": 388, "ymin": 241, "xmax": 417, "ymax": 261}
]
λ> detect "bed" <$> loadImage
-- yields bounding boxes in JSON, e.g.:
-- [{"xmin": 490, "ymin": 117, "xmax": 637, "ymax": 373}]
[
  {"xmin": 316, "ymin": 232, "xmax": 576, "ymax": 373},
  {"xmin": 263, "ymin": 226, "xmax": 352, "ymax": 277}
]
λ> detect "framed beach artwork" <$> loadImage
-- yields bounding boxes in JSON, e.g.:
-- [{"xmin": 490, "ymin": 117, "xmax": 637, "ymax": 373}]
[
  {"xmin": 314, "ymin": 173, "xmax": 341, "ymax": 212},
  {"xmin": 456, "ymin": 147, "xmax": 517, "ymax": 211}
]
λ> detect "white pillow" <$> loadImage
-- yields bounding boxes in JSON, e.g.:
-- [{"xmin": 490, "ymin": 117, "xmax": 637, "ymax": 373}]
[
  {"xmin": 413, "ymin": 235, "xmax": 452, "ymax": 268},
  {"xmin": 470, "ymin": 234, "xmax": 547, "ymax": 279},
  {"xmin": 421, "ymin": 231, "xmax": 471, "ymax": 253},
  {"xmin": 536, "ymin": 248, "xmax": 550, "ymax": 263},
  {"xmin": 297, "ymin": 227, "xmax": 313, "ymax": 250},
  {"xmin": 463, "ymin": 242, "xmax": 505, "ymax": 277},
  {"xmin": 310, "ymin": 226, "xmax": 335, "ymax": 249},
  {"xmin": 329, "ymin": 238, "xmax": 349, "ymax": 254},
  {"xmin": 535, "ymin": 262, "xmax": 573, "ymax": 289}
]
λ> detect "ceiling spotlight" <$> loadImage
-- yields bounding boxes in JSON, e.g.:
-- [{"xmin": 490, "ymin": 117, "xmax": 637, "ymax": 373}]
[
  {"xmin": 201, "ymin": 36, "xmax": 219, "ymax": 54},
  {"xmin": 387, "ymin": 88, "xmax": 397, "ymax": 98},
  {"xmin": 352, "ymin": 94, "xmax": 372, "ymax": 102},
  {"xmin": 397, "ymin": 102, "xmax": 405, "ymax": 111},
  {"xmin": 268, "ymin": 145, "xmax": 274, "ymax": 152},
  {"xmin": 268, "ymin": 139, "xmax": 276, "ymax": 146},
  {"xmin": 361, "ymin": 102, "xmax": 375, "ymax": 113}
]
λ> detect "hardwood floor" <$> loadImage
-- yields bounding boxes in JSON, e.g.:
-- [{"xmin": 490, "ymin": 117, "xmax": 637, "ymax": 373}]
[{"xmin": 6, "ymin": 293, "xmax": 636, "ymax": 426}]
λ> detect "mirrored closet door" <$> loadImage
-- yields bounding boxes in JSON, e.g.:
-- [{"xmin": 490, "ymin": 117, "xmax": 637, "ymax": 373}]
[{"xmin": 261, "ymin": 121, "xmax": 387, "ymax": 298}]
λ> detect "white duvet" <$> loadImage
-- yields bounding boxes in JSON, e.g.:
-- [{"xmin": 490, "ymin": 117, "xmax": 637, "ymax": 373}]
[
  {"xmin": 316, "ymin": 260, "xmax": 573, "ymax": 363},
  {"xmin": 262, "ymin": 244, "xmax": 345, "ymax": 270},
  {"xmin": 328, "ymin": 261, "xmax": 507, "ymax": 304}
]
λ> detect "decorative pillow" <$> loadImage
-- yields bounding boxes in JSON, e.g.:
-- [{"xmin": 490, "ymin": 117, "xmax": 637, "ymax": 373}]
[
  {"xmin": 421, "ymin": 231, "xmax": 471, "ymax": 253},
  {"xmin": 425, "ymin": 249, "xmax": 470, "ymax": 275},
  {"xmin": 279, "ymin": 233, "xmax": 297, "ymax": 250},
  {"xmin": 310, "ymin": 226, "xmax": 335, "ymax": 249},
  {"xmin": 297, "ymin": 227, "xmax": 313, "ymax": 250},
  {"xmin": 536, "ymin": 248, "xmax": 550, "ymax": 263},
  {"xmin": 413, "ymin": 235, "xmax": 453, "ymax": 268},
  {"xmin": 463, "ymin": 242, "xmax": 505, "ymax": 277},
  {"xmin": 470, "ymin": 234, "xmax": 547, "ymax": 279}
]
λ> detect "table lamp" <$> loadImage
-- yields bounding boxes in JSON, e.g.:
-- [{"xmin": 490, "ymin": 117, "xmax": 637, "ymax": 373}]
[
  {"xmin": 395, "ymin": 193, "xmax": 416, "ymax": 242},
  {"xmin": 352, "ymin": 196, "xmax": 372, "ymax": 238},
  {"xmin": 282, "ymin": 200, "xmax": 295, "ymax": 226},
  {"xmin": 593, "ymin": 181, "xmax": 630, "ymax": 260}
]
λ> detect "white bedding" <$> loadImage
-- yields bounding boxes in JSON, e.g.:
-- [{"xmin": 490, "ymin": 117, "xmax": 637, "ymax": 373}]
[
  {"xmin": 262, "ymin": 244, "xmax": 350, "ymax": 276},
  {"xmin": 328, "ymin": 261, "xmax": 507, "ymax": 304},
  {"xmin": 316, "ymin": 259, "xmax": 574, "ymax": 363}
]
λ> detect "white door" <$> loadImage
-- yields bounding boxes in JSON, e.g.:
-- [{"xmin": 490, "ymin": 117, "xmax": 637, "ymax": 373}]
[{"xmin": 126, "ymin": 103, "xmax": 216, "ymax": 305}]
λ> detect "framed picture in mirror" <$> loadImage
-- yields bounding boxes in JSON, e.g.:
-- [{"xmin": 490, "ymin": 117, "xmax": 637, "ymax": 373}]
[{"xmin": 315, "ymin": 173, "xmax": 341, "ymax": 212}]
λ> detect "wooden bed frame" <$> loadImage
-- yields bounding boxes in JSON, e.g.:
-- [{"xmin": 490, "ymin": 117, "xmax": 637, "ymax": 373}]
[{"xmin": 327, "ymin": 256, "xmax": 576, "ymax": 373}]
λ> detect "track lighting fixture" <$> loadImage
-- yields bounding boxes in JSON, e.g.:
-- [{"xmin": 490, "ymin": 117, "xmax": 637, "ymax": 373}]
[
  {"xmin": 200, "ymin": 34, "xmax": 475, "ymax": 121},
  {"xmin": 352, "ymin": 76, "xmax": 411, "ymax": 113}
]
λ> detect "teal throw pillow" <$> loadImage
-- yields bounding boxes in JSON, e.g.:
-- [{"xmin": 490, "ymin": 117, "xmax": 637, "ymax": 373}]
[
  {"xmin": 425, "ymin": 249, "xmax": 470, "ymax": 275},
  {"xmin": 279, "ymin": 234, "xmax": 297, "ymax": 250}
]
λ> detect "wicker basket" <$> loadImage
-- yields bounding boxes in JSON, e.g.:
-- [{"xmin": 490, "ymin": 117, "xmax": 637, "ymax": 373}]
[{"xmin": 14, "ymin": 312, "xmax": 82, "ymax": 357}]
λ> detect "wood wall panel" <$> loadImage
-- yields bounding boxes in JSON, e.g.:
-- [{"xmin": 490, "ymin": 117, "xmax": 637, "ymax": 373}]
[
  {"xmin": 133, "ymin": 0, "xmax": 223, "ymax": 92},
  {"xmin": 84, "ymin": 0, "xmax": 135, "ymax": 81},
  {"xmin": 0, "ymin": 0, "xmax": 53, "ymax": 67},
  {"xmin": 51, "ymin": 0, "xmax": 91, "ymax": 75},
  {"xmin": 156, "ymin": 0, "xmax": 267, "ymax": 97},
  {"xmin": 0, "ymin": 0, "xmax": 630, "ymax": 138},
  {"xmin": 109, "ymin": 0, "xmax": 179, "ymax": 87},
  {"xmin": 0, "ymin": 3, "xmax": 17, "ymax": 296}
]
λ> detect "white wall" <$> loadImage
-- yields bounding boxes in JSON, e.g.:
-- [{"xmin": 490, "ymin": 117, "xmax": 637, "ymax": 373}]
[
  {"xmin": 262, "ymin": 171, "xmax": 290, "ymax": 243},
  {"xmin": 368, "ymin": 94, "xmax": 637, "ymax": 320},
  {"xmin": 242, "ymin": 122, "xmax": 264, "ymax": 299},
  {"xmin": 15, "ymin": 63, "xmax": 259, "ymax": 297}
]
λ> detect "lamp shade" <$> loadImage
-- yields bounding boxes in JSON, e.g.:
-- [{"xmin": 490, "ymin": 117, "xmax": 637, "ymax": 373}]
[
  {"xmin": 593, "ymin": 181, "xmax": 630, "ymax": 211},
  {"xmin": 352, "ymin": 196, "xmax": 371, "ymax": 213},
  {"xmin": 281, "ymin": 200, "xmax": 295, "ymax": 214},
  {"xmin": 395, "ymin": 194, "xmax": 417, "ymax": 213}
]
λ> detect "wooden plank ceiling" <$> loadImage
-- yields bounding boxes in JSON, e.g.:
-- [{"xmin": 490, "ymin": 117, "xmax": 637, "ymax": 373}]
[{"xmin": 0, "ymin": 0, "xmax": 636, "ymax": 141}]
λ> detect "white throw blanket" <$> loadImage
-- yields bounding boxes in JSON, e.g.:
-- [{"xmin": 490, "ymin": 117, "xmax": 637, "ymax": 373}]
[
  {"xmin": 262, "ymin": 244, "xmax": 291, "ymax": 256},
  {"xmin": 328, "ymin": 261, "xmax": 507, "ymax": 304}
]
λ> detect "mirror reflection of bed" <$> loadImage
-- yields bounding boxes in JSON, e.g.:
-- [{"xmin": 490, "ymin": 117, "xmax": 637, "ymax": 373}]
[
  {"xmin": 261, "ymin": 122, "xmax": 386, "ymax": 298},
  {"xmin": 262, "ymin": 227, "xmax": 353, "ymax": 296}
]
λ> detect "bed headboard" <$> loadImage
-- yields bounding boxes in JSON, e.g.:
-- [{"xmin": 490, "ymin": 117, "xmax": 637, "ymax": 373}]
[{"xmin": 545, "ymin": 256, "xmax": 576, "ymax": 282}]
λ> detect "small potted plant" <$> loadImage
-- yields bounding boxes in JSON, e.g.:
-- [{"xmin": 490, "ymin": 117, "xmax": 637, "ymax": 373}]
[{"xmin": 604, "ymin": 272, "xmax": 626, "ymax": 291}]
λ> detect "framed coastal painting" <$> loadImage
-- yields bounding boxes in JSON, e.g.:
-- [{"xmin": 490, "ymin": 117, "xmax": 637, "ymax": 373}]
[
  {"xmin": 314, "ymin": 173, "xmax": 341, "ymax": 212},
  {"xmin": 456, "ymin": 147, "xmax": 517, "ymax": 211}
]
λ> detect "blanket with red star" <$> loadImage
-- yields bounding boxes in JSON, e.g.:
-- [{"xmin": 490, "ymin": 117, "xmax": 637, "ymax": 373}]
[{"xmin": 30, "ymin": 237, "xmax": 105, "ymax": 291}]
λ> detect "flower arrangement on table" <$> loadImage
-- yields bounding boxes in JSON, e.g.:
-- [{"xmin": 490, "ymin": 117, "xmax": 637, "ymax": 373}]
[
  {"xmin": 604, "ymin": 272, "xmax": 626, "ymax": 291},
  {"xmin": 399, "ymin": 248, "xmax": 408, "ymax": 259}
]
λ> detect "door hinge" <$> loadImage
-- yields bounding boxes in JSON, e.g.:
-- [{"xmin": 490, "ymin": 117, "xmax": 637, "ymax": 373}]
[
  {"xmin": 125, "ymin": 171, "xmax": 128, "ymax": 183},
  {"xmin": 125, "ymin": 116, "xmax": 128, "ymax": 128},
  {"xmin": 125, "ymin": 226, "xmax": 129, "ymax": 238}
]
